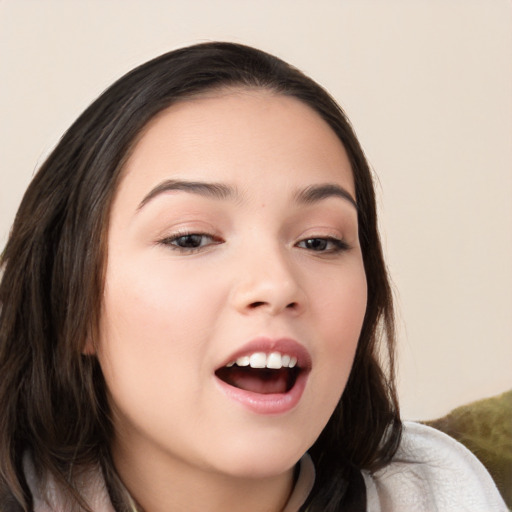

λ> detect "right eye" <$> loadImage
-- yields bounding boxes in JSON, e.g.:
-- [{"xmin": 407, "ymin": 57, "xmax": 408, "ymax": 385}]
[{"xmin": 159, "ymin": 233, "xmax": 222, "ymax": 253}]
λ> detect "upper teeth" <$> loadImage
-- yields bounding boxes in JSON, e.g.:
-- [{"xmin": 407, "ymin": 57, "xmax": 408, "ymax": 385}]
[{"xmin": 226, "ymin": 352, "xmax": 298, "ymax": 370}]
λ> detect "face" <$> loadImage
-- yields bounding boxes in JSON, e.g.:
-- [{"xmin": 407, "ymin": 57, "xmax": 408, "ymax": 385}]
[{"xmin": 97, "ymin": 89, "xmax": 367, "ymax": 482}]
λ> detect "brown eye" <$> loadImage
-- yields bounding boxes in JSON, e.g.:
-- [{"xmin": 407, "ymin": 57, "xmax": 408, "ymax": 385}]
[
  {"xmin": 301, "ymin": 238, "xmax": 328, "ymax": 251},
  {"xmin": 297, "ymin": 237, "xmax": 349, "ymax": 253},
  {"xmin": 173, "ymin": 234, "xmax": 209, "ymax": 248},
  {"xmin": 160, "ymin": 233, "xmax": 221, "ymax": 252}
]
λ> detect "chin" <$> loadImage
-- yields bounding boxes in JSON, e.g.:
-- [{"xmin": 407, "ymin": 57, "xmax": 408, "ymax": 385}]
[
  {"xmin": 219, "ymin": 455, "xmax": 301, "ymax": 480},
  {"xmin": 204, "ymin": 431, "xmax": 312, "ymax": 479}
]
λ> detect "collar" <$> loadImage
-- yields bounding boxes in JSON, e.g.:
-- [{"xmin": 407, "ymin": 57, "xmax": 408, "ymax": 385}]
[
  {"xmin": 282, "ymin": 453, "xmax": 315, "ymax": 512},
  {"xmin": 25, "ymin": 452, "xmax": 315, "ymax": 512}
]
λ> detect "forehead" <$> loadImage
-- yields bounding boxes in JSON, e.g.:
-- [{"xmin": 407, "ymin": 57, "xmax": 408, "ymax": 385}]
[{"xmin": 118, "ymin": 88, "xmax": 355, "ymax": 200}]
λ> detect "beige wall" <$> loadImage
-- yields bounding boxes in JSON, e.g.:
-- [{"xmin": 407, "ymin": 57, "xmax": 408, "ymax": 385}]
[{"xmin": 1, "ymin": 0, "xmax": 511, "ymax": 420}]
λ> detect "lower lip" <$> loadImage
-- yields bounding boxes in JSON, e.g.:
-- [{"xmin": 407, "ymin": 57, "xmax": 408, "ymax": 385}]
[{"xmin": 215, "ymin": 371, "xmax": 309, "ymax": 415}]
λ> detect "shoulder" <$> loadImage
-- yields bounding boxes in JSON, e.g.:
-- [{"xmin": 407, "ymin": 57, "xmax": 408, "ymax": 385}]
[
  {"xmin": 22, "ymin": 452, "xmax": 115, "ymax": 512},
  {"xmin": 362, "ymin": 421, "xmax": 508, "ymax": 512}
]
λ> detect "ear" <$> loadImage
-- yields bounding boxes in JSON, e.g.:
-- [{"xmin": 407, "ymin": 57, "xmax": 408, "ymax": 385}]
[{"xmin": 82, "ymin": 336, "xmax": 96, "ymax": 355}]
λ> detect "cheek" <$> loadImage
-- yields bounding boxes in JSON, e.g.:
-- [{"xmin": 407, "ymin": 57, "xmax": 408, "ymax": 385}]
[
  {"xmin": 96, "ymin": 267, "xmax": 222, "ymax": 439},
  {"xmin": 97, "ymin": 262, "xmax": 214, "ymax": 391},
  {"xmin": 96, "ymin": 253, "xmax": 235, "ymax": 404},
  {"xmin": 103, "ymin": 256, "xmax": 221, "ymax": 338},
  {"xmin": 309, "ymin": 260, "xmax": 367, "ymax": 380},
  {"xmin": 314, "ymin": 259, "xmax": 367, "ymax": 338},
  {"xmin": 288, "ymin": 261, "xmax": 367, "ymax": 447}
]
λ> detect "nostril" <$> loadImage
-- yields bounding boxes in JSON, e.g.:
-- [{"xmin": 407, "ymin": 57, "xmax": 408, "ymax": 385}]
[
  {"xmin": 249, "ymin": 301, "xmax": 266, "ymax": 309},
  {"xmin": 247, "ymin": 301, "xmax": 298, "ymax": 311}
]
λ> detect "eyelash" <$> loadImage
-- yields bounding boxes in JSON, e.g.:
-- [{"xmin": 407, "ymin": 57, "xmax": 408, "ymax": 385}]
[
  {"xmin": 159, "ymin": 232, "xmax": 349, "ymax": 255},
  {"xmin": 159, "ymin": 232, "xmax": 222, "ymax": 253},
  {"xmin": 296, "ymin": 236, "xmax": 350, "ymax": 254}
]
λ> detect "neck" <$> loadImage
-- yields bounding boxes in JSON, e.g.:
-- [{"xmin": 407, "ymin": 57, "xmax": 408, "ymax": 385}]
[{"xmin": 111, "ymin": 441, "xmax": 296, "ymax": 512}]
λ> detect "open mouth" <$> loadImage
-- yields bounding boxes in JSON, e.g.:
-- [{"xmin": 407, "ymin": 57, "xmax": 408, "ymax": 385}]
[{"xmin": 215, "ymin": 352, "xmax": 303, "ymax": 394}]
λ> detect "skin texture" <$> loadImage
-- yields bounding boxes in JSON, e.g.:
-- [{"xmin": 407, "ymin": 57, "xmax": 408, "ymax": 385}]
[{"xmin": 95, "ymin": 89, "xmax": 368, "ymax": 512}]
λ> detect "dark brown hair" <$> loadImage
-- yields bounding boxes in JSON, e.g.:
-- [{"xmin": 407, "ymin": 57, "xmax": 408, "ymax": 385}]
[{"xmin": 0, "ymin": 42, "xmax": 401, "ymax": 511}]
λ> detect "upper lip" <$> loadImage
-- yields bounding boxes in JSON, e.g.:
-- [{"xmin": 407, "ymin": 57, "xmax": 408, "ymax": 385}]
[{"xmin": 216, "ymin": 337, "xmax": 312, "ymax": 370}]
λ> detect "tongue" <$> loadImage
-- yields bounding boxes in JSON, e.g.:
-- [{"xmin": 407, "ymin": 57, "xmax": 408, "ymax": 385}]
[{"xmin": 219, "ymin": 367, "xmax": 292, "ymax": 394}]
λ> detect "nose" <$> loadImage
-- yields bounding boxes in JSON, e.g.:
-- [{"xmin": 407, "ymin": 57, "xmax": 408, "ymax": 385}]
[{"xmin": 230, "ymin": 245, "xmax": 306, "ymax": 316}]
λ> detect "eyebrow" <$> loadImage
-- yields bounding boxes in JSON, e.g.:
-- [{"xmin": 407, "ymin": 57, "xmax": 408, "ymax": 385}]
[
  {"xmin": 294, "ymin": 183, "xmax": 358, "ymax": 210},
  {"xmin": 137, "ymin": 179, "xmax": 237, "ymax": 210},
  {"xmin": 137, "ymin": 179, "xmax": 357, "ymax": 211}
]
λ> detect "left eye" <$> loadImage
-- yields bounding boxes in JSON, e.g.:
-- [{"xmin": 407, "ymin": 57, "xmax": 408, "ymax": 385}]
[{"xmin": 296, "ymin": 237, "xmax": 348, "ymax": 253}]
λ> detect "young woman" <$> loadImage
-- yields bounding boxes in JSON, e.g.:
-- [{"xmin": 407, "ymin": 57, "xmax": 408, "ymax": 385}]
[{"xmin": 0, "ymin": 42, "xmax": 506, "ymax": 512}]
